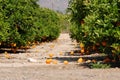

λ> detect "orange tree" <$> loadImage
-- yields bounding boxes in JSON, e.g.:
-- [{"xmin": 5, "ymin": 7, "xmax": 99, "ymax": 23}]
[
  {"xmin": 68, "ymin": 0, "xmax": 120, "ymax": 61},
  {"xmin": 0, "ymin": 0, "xmax": 39, "ymax": 47},
  {"xmin": 34, "ymin": 8, "xmax": 60, "ymax": 42},
  {"xmin": 0, "ymin": 0, "xmax": 61, "ymax": 48}
]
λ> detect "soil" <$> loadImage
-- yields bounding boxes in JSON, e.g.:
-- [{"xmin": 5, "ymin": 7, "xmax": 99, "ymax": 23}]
[{"xmin": 0, "ymin": 33, "xmax": 120, "ymax": 80}]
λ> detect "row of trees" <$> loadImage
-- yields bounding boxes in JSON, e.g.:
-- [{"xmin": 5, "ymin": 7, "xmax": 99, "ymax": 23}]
[
  {"xmin": 0, "ymin": 0, "xmax": 60, "ymax": 48},
  {"xmin": 68, "ymin": 0, "xmax": 120, "ymax": 61}
]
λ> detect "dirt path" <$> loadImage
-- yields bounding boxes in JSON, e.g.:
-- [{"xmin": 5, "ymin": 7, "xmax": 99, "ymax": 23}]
[
  {"xmin": 0, "ymin": 33, "xmax": 120, "ymax": 80},
  {"xmin": 0, "ymin": 33, "xmax": 77, "ymax": 66}
]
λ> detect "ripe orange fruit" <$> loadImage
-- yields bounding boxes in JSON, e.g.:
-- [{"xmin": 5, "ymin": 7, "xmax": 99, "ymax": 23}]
[
  {"xmin": 13, "ymin": 43, "xmax": 16, "ymax": 47},
  {"xmin": 103, "ymin": 57, "xmax": 111, "ymax": 63},
  {"xmin": 64, "ymin": 60, "xmax": 68, "ymax": 65},
  {"xmin": 80, "ymin": 43, "xmax": 84, "ymax": 48},
  {"xmin": 92, "ymin": 59, "xmax": 97, "ymax": 63},
  {"xmin": 70, "ymin": 51, "xmax": 74, "ymax": 55},
  {"xmin": 46, "ymin": 59, "xmax": 52, "ymax": 64},
  {"xmin": 28, "ymin": 41, "xmax": 31, "ymax": 45},
  {"xmin": 86, "ymin": 60, "xmax": 91, "ymax": 63},
  {"xmin": 4, "ymin": 51, "xmax": 12, "ymax": 59},
  {"xmin": 49, "ymin": 53, "xmax": 54, "ymax": 58},
  {"xmin": 77, "ymin": 58, "xmax": 84, "ymax": 63},
  {"xmin": 102, "ymin": 41, "xmax": 107, "ymax": 46},
  {"xmin": 81, "ymin": 48, "xmax": 85, "ymax": 53},
  {"xmin": 11, "ymin": 43, "xmax": 16, "ymax": 47},
  {"xmin": 59, "ymin": 52, "xmax": 63, "ymax": 56}
]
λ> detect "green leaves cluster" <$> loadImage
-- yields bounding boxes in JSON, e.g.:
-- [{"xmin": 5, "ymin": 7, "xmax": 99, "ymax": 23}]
[
  {"xmin": 0, "ymin": 0, "xmax": 60, "ymax": 47},
  {"xmin": 68, "ymin": 0, "xmax": 120, "ymax": 59}
]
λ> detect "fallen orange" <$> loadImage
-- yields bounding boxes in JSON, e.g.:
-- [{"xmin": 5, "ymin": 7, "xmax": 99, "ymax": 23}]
[
  {"xmin": 59, "ymin": 52, "xmax": 63, "ymax": 56},
  {"xmin": 70, "ymin": 51, "xmax": 74, "ymax": 55},
  {"xmin": 49, "ymin": 53, "xmax": 54, "ymax": 58},
  {"xmin": 81, "ymin": 48, "xmax": 85, "ymax": 53},
  {"xmin": 46, "ymin": 59, "xmax": 52, "ymax": 64},
  {"xmin": 64, "ymin": 60, "xmax": 68, "ymax": 65},
  {"xmin": 78, "ymin": 58, "xmax": 84, "ymax": 63},
  {"xmin": 80, "ymin": 43, "xmax": 84, "ymax": 48}
]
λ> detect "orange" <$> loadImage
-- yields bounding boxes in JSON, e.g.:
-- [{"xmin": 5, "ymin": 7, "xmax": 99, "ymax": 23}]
[
  {"xmin": 28, "ymin": 41, "xmax": 31, "ymax": 45},
  {"xmin": 4, "ymin": 52, "xmax": 12, "ymax": 59},
  {"xmin": 103, "ymin": 57, "xmax": 111, "ymax": 63},
  {"xmin": 80, "ymin": 43, "xmax": 84, "ymax": 48},
  {"xmin": 59, "ymin": 52, "xmax": 63, "ymax": 56},
  {"xmin": 13, "ymin": 43, "xmax": 16, "ymax": 47},
  {"xmin": 81, "ymin": 48, "xmax": 85, "ymax": 53},
  {"xmin": 64, "ymin": 60, "xmax": 68, "ymax": 65},
  {"xmin": 102, "ymin": 41, "xmax": 107, "ymax": 46},
  {"xmin": 70, "ymin": 51, "xmax": 74, "ymax": 55},
  {"xmin": 92, "ymin": 59, "xmax": 97, "ymax": 63},
  {"xmin": 11, "ymin": 43, "xmax": 16, "ymax": 47},
  {"xmin": 86, "ymin": 60, "xmax": 91, "ymax": 63},
  {"xmin": 77, "ymin": 58, "xmax": 84, "ymax": 63},
  {"xmin": 46, "ymin": 59, "xmax": 52, "ymax": 64},
  {"xmin": 49, "ymin": 53, "xmax": 54, "ymax": 58}
]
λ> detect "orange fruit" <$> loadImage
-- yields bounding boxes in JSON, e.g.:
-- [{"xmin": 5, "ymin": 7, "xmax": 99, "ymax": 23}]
[
  {"xmin": 92, "ymin": 59, "xmax": 97, "ymax": 63},
  {"xmin": 86, "ymin": 60, "xmax": 91, "ymax": 63},
  {"xmin": 59, "ymin": 52, "xmax": 63, "ymax": 56},
  {"xmin": 70, "ymin": 51, "xmax": 74, "ymax": 55},
  {"xmin": 64, "ymin": 60, "xmax": 68, "ymax": 65},
  {"xmin": 102, "ymin": 41, "xmax": 107, "ymax": 46},
  {"xmin": 11, "ymin": 43, "xmax": 16, "ymax": 47},
  {"xmin": 103, "ymin": 57, "xmax": 111, "ymax": 63},
  {"xmin": 81, "ymin": 48, "xmax": 85, "ymax": 53},
  {"xmin": 13, "ymin": 43, "xmax": 16, "ymax": 47},
  {"xmin": 80, "ymin": 43, "xmax": 84, "ymax": 48},
  {"xmin": 4, "ymin": 52, "xmax": 12, "ymax": 59},
  {"xmin": 78, "ymin": 58, "xmax": 84, "ymax": 63},
  {"xmin": 49, "ymin": 53, "xmax": 54, "ymax": 58},
  {"xmin": 46, "ymin": 59, "xmax": 52, "ymax": 64},
  {"xmin": 28, "ymin": 41, "xmax": 31, "ymax": 45}
]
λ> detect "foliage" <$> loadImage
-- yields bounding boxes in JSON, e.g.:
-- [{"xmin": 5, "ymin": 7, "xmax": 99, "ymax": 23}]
[
  {"xmin": 57, "ymin": 13, "xmax": 70, "ymax": 33},
  {"xmin": 34, "ymin": 8, "xmax": 60, "ymax": 41},
  {"xmin": 67, "ymin": 0, "xmax": 88, "ymax": 42},
  {"xmin": 90, "ymin": 62, "xmax": 111, "ymax": 69},
  {"xmin": 0, "ymin": 0, "xmax": 39, "ymax": 46},
  {"xmin": 0, "ymin": 0, "xmax": 61, "ymax": 48},
  {"xmin": 68, "ymin": 0, "xmax": 120, "ymax": 61}
]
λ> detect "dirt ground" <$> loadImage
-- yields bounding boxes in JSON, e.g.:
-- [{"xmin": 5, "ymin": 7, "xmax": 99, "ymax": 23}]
[{"xmin": 0, "ymin": 33, "xmax": 120, "ymax": 80}]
